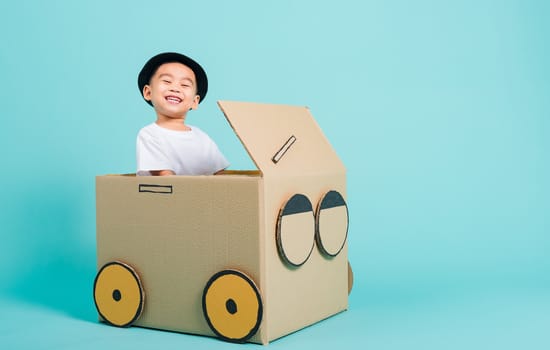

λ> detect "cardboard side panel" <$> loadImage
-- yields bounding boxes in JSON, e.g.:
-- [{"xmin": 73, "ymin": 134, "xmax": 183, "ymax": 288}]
[
  {"xmin": 96, "ymin": 175, "xmax": 265, "ymax": 343},
  {"xmin": 261, "ymin": 172, "xmax": 349, "ymax": 342},
  {"xmin": 218, "ymin": 101, "xmax": 346, "ymax": 176}
]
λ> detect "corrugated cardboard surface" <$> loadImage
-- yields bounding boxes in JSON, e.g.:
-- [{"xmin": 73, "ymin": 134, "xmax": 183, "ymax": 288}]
[
  {"xmin": 218, "ymin": 101, "xmax": 346, "ymax": 176},
  {"xmin": 261, "ymin": 173, "xmax": 348, "ymax": 342},
  {"xmin": 96, "ymin": 174, "xmax": 266, "ymax": 343},
  {"xmin": 96, "ymin": 172, "xmax": 348, "ymax": 344},
  {"xmin": 217, "ymin": 101, "xmax": 348, "ymax": 341}
]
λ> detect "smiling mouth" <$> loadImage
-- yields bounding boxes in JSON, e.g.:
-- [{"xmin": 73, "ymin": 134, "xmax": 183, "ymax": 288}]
[{"xmin": 166, "ymin": 96, "xmax": 182, "ymax": 104}]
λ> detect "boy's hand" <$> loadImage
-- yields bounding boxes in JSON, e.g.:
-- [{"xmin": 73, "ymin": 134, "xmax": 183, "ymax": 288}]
[{"xmin": 150, "ymin": 170, "xmax": 176, "ymax": 176}]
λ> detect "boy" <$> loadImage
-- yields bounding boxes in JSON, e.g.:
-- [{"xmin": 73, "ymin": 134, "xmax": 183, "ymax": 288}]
[{"xmin": 136, "ymin": 52, "xmax": 229, "ymax": 176}]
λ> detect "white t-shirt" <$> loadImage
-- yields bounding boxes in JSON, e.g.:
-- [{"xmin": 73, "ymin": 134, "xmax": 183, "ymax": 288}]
[{"xmin": 136, "ymin": 123, "xmax": 229, "ymax": 176}]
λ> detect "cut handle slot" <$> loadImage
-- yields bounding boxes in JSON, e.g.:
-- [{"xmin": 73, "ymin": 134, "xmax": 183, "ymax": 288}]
[
  {"xmin": 272, "ymin": 135, "xmax": 296, "ymax": 164},
  {"xmin": 139, "ymin": 184, "xmax": 173, "ymax": 194}
]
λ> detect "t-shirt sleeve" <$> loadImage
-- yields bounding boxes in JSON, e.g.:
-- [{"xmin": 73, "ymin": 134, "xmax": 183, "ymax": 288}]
[
  {"xmin": 204, "ymin": 134, "xmax": 230, "ymax": 173},
  {"xmin": 199, "ymin": 130, "xmax": 229, "ymax": 174},
  {"xmin": 136, "ymin": 130, "xmax": 173, "ymax": 176}
]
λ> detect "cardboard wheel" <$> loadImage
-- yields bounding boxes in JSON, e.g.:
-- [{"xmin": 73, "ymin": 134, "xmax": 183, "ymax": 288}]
[
  {"xmin": 348, "ymin": 261, "xmax": 354, "ymax": 295},
  {"xmin": 315, "ymin": 190, "xmax": 349, "ymax": 257},
  {"xmin": 202, "ymin": 270, "xmax": 263, "ymax": 343},
  {"xmin": 93, "ymin": 261, "xmax": 144, "ymax": 327},
  {"xmin": 276, "ymin": 193, "xmax": 315, "ymax": 267}
]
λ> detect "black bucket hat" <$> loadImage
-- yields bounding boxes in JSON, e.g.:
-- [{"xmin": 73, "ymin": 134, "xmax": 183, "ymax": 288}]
[{"xmin": 138, "ymin": 52, "xmax": 208, "ymax": 106}]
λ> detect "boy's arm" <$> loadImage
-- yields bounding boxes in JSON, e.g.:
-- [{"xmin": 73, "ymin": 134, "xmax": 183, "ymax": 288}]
[{"xmin": 150, "ymin": 169, "xmax": 176, "ymax": 176}]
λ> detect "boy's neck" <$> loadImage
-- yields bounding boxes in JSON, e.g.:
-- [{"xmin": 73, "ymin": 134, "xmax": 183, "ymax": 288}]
[{"xmin": 155, "ymin": 115, "xmax": 191, "ymax": 131}]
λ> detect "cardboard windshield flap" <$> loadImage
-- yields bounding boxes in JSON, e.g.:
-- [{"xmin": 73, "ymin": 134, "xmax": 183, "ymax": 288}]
[{"xmin": 95, "ymin": 101, "xmax": 349, "ymax": 344}]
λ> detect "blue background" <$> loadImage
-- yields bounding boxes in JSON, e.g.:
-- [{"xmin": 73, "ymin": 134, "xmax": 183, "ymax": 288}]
[{"xmin": 1, "ymin": 0, "xmax": 549, "ymax": 349}]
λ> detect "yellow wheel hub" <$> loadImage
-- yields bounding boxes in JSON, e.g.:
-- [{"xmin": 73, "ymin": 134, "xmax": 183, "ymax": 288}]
[
  {"xmin": 93, "ymin": 261, "xmax": 144, "ymax": 327},
  {"xmin": 202, "ymin": 270, "xmax": 262, "ymax": 342}
]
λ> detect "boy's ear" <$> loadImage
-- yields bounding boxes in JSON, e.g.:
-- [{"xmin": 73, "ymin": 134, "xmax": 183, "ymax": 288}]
[
  {"xmin": 190, "ymin": 94, "xmax": 200, "ymax": 110},
  {"xmin": 142, "ymin": 85, "xmax": 152, "ymax": 101}
]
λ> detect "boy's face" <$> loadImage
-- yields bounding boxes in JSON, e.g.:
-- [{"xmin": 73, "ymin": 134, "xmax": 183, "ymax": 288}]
[{"xmin": 142, "ymin": 62, "xmax": 201, "ymax": 119}]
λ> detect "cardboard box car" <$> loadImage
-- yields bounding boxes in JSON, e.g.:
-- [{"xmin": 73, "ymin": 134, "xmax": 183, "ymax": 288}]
[{"xmin": 94, "ymin": 101, "xmax": 351, "ymax": 344}]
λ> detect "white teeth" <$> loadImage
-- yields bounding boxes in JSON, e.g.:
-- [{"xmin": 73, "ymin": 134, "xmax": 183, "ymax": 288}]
[{"xmin": 166, "ymin": 96, "xmax": 182, "ymax": 103}]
